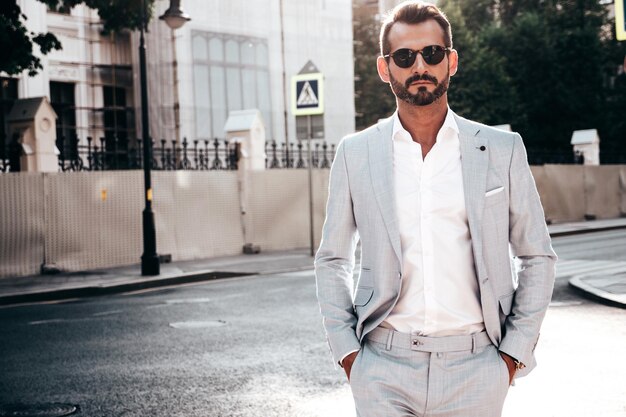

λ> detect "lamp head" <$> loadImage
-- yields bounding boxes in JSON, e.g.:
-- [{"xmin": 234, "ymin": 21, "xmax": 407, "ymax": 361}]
[{"xmin": 159, "ymin": 0, "xmax": 191, "ymax": 30}]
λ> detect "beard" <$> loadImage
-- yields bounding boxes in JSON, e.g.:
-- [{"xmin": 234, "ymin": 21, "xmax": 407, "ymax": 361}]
[{"xmin": 389, "ymin": 70, "xmax": 449, "ymax": 106}]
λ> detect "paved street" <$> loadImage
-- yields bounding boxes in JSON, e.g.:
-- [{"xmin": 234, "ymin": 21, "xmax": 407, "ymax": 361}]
[{"xmin": 1, "ymin": 229, "xmax": 626, "ymax": 416}]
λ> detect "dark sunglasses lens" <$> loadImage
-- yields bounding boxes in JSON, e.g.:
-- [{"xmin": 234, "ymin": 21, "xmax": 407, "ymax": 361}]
[
  {"xmin": 392, "ymin": 49, "xmax": 415, "ymax": 68},
  {"xmin": 422, "ymin": 46, "xmax": 446, "ymax": 65}
]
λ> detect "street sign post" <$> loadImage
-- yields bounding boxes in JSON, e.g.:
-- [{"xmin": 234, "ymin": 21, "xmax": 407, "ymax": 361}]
[
  {"xmin": 292, "ymin": 61, "xmax": 324, "ymax": 256},
  {"xmin": 617, "ymin": 0, "xmax": 626, "ymax": 41}
]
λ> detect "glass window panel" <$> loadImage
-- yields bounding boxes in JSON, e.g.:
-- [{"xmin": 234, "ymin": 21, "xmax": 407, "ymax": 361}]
[
  {"xmin": 193, "ymin": 64, "xmax": 211, "ymax": 138},
  {"xmin": 241, "ymin": 42, "xmax": 255, "ymax": 65},
  {"xmin": 209, "ymin": 38, "xmax": 223, "ymax": 61},
  {"xmin": 226, "ymin": 67, "xmax": 242, "ymax": 111},
  {"xmin": 256, "ymin": 43, "xmax": 268, "ymax": 67},
  {"xmin": 0, "ymin": 78, "xmax": 18, "ymax": 157},
  {"xmin": 225, "ymin": 39, "xmax": 239, "ymax": 64},
  {"xmin": 256, "ymin": 70, "xmax": 272, "ymax": 138},
  {"xmin": 193, "ymin": 34, "xmax": 272, "ymax": 139},
  {"xmin": 195, "ymin": 107, "xmax": 210, "ymax": 139},
  {"xmin": 50, "ymin": 81, "xmax": 77, "ymax": 153},
  {"xmin": 192, "ymin": 36, "xmax": 207, "ymax": 60},
  {"xmin": 210, "ymin": 66, "xmax": 227, "ymax": 137},
  {"xmin": 242, "ymin": 69, "xmax": 256, "ymax": 109}
]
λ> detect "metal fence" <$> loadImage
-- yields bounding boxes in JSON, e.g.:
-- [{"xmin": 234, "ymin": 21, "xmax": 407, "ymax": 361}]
[
  {"xmin": 265, "ymin": 140, "xmax": 335, "ymax": 169},
  {"xmin": 3, "ymin": 136, "xmax": 623, "ymax": 172},
  {"xmin": 0, "ymin": 136, "xmax": 336, "ymax": 173}
]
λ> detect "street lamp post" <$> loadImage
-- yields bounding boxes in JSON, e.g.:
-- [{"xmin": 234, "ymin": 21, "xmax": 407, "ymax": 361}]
[{"xmin": 140, "ymin": 0, "xmax": 190, "ymax": 276}]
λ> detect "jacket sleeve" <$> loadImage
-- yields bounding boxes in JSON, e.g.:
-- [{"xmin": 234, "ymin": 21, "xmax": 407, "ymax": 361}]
[
  {"xmin": 314, "ymin": 139, "xmax": 361, "ymax": 367},
  {"xmin": 499, "ymin": 134, "xmax": 557, "ymax": 373}
]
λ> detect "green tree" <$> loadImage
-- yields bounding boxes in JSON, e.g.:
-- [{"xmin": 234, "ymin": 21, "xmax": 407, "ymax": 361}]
[
  {"xmin": 0, "ymin": 0, "xmax": 155, "ymax": 76},
  {"xmin": 439, "ymin": 0, "xmax": 625, "ymax": 158},
  {"xmin": 353, "ymin": 8, "xmax": 396, "ymax": 130},
  {"xmin": 441, "ymin": 0, "xmax": 521, "ymax": 127}
]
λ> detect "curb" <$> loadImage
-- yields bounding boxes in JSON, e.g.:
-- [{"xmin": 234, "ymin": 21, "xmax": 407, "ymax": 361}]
[
  {"xmin": 0, "ymin": 271, "xmax": 252, "ymax": 306},
  {"xmin": 569, "ymin": 274, "xmax": 626, "ymax": 309},
  {"xmin": 0, "ymin": 264, "xmax": 317, "ymax": 307},
  {"xmin": 549, "ymin": 224, "xmax": 626, "ymax": 238}
]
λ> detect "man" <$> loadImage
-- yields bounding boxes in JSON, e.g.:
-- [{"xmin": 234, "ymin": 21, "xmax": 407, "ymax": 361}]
[{"xmin": 314, "ymin": 1, "xmax": 557, "ymax": 416}]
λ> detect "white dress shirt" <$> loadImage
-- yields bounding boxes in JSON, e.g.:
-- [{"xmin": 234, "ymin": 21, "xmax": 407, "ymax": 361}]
[{"xmin": 382, "ymin": 109, "xmax": 485, "ymax": 336}]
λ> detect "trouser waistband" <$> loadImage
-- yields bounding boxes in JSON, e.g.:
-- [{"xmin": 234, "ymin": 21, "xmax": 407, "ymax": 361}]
[{"xmin": 365, "ymin": 327, "xmax": 492, "ymax": 353}]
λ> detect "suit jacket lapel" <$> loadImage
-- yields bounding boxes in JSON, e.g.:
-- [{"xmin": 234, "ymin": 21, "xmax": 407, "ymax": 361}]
[
  {"xmin": 369, "ymin": 116, "xmax": 403, "ymax": 267},
  {"xmin": 455, "ymin": 114, "xmax": 489, "ymax": 268}
]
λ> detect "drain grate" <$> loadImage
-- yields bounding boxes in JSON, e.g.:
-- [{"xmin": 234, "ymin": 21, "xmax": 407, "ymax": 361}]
[{"xmin": 0, "ymin": 403, "xmax": 78, "ymax": 417}]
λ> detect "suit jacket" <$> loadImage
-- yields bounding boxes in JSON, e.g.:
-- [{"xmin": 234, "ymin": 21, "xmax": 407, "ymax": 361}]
[{"xmin": 314, "ymin": 111, "xmax": 557, "ymax": 377}]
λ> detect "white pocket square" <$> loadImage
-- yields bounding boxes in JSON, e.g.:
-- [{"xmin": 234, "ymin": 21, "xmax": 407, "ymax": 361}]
[{"xmin": 485, "ymin": 186, "xmax": 504, "ymax": 197}]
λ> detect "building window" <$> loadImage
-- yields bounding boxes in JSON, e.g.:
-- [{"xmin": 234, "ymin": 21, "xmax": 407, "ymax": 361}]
[
  {"xmin": 103, "ymin": 85, "xmax": 134, "ymax": 169},
  {"xmin": 192, "ymin": 32, "xmax": 272, "ymax": 139},
  {"xmin": 50, "ymin": 81, "xmax": 77, "ymax": 158},
  {"xmin": 0, "ymin": 77, "xmax": 18, "ymax": 159},
  {"xmin": 103, "ymin": 86, "xmax": 133, "ymax": 144}
]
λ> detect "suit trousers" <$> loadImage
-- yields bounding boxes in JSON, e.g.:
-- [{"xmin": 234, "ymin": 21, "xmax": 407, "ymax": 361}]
[{"xmin": 349, "ymin": 327, "xmax": 510, "ymax": 417}]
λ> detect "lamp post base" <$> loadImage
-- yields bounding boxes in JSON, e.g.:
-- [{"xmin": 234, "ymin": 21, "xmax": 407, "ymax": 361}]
[
  {"xmin": 141, "ymin": 208, "xmax": 160, "ymax": 276},
  {"xmin": 141, "ymin": 254, "xmax": 160, "ymax": 276}
]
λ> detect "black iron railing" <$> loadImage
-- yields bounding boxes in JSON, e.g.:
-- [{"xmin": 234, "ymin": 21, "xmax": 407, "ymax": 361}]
[
  {"xmin": 8, "ymin": 137, "xmax": 623, "ymax": 171},
  {"xmin": 0, "ymin": 136, "xmax": 337, "ymax": 173},
  {"xmin": 264, "ymin": 140, "xmax": 335, "ymax": 169},
  {"xmin": 54, "ymin": 136, "xmax": 239, "ymax": 172}
]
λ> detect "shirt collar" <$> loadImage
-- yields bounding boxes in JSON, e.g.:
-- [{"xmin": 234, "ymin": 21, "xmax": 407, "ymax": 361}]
[{"xmin": 392, "ymin": 107, "xmax": 459, "ymax": 143}]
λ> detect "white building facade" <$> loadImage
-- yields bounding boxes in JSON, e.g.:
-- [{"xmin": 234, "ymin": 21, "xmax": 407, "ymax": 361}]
[{"xmin": 3, "ymin": 0, "xmax": 355, "ymax": 157}]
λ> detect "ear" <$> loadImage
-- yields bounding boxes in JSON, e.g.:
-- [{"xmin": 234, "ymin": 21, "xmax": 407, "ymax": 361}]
[
  {"xmin": 377, "ymin": 56, "xmax": 391, "ymax": 83},
  {"xmin": 448, "ymin": 49, "xmax": 459, "ymax": 77}
]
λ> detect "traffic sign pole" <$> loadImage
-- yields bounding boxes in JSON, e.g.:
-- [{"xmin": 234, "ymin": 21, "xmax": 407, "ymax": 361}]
[
  {"xmin": 292, "ymin": 61, "xmax": 324, "ymax": 258},
  {"xmin": 307, "ymin": 115, "xmax": 315, "ymax": 256}
]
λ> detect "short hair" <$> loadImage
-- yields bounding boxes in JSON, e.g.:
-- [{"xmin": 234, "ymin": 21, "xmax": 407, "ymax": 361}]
[{"xmin": 379, "ymin": 1, "xmax": 453, "ymax": 57}]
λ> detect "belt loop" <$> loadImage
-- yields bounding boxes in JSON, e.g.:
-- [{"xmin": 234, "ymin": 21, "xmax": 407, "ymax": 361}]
[
  {"xmin": 471, "ymin": 333, "xmax": 477, "ymax": 354},
  {"xmin": 385, "ymin": 329, "xmax": 394, "ymax": 351}
]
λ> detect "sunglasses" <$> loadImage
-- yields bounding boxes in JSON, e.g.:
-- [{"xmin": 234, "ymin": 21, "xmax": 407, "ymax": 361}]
[{"xmin": 384, "ymin": 45, "xmax": 451, "ymax": 68}]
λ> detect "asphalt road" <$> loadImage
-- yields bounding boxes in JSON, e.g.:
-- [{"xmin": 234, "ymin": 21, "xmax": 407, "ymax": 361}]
[{"xmin": 1, "ymin": 230, "xmax": 625, "ymax": 417}]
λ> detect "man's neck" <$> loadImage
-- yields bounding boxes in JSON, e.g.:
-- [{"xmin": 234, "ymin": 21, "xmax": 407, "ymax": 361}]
[{"xmin": 396, "ymin": 97, "xmax": 449, "ymax": 149}]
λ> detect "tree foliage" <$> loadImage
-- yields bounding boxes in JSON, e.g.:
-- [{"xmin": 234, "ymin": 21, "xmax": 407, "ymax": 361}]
[
  {"xmin": 0, "ymin": 0, "xmax": 155, "ymax": 76},
  {"xmin": 353, "ymin": 0, "xmax": 626, "ymax": 156},
  {"xmin": 353, "ymin": 9, "xmax": 396, "ymax": 130}
]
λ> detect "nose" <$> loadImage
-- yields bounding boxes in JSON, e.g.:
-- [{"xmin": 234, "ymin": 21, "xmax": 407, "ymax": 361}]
[{"xmin": 412, "ymin": 52, "xmax": 428, "ymax": 72}]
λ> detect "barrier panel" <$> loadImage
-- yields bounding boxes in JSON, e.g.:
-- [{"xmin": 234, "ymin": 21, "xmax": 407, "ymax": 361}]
[
  {"xmin": 246, "ymin": 170, "xmax": 328, "ymax": 252},
  {"xmin": 153, "ymin": 171, "xmax": 244, "ymax": 261},
  {"xmin": 619, "ymin": 165, "xmax": 626, "ymax": 216},
  {"xmin": 529, "ymin": 166, "xmax": 554, "ymax": 221},
  {"xmin": 542, "ymin": 165, "xmax": 586, "ymax": 222},
  {"xmin": 583, "ymin": 166, "xmax": 621, "ymax": 219},
  {"xmin": 0, "ymin": 164, "xmax": 624, "ymax": 278},
  {"xmin": 0, "ymin": 173, "xmax": 45, "ymax": 277},
  {"xmin": 44, "ymin": 171, "xmax": 144, "ymax": 272}
]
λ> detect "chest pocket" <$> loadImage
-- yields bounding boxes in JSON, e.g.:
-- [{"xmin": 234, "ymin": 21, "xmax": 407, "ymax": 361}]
[{"xmin": 484, "ymin": 188, "xmax": 507, "ymax": 209}]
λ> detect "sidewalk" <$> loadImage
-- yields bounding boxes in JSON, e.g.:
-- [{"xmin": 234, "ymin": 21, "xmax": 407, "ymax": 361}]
[{"xmin": 1, "ymin": 218, "xmax": 625, "ymax": 307}]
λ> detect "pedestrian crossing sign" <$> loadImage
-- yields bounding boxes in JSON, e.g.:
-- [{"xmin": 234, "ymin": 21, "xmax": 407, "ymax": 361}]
[{"xmin": 292, "ymin": 72, "xmax": 324, "ymax": 115}]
